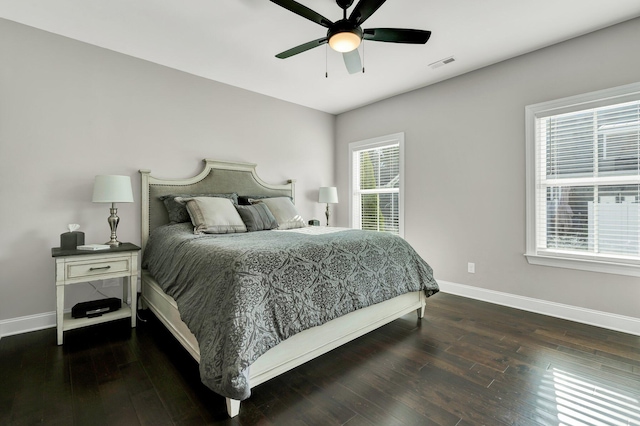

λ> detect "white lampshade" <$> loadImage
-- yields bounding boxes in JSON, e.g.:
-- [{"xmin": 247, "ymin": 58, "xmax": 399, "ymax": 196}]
[
  {"xmin": 319, "ymin": 187, "xmax": 339, "ymax": 204},
  {"xmin": 92, "ymin": 175, "xmax": 134, "ymax": 203}
]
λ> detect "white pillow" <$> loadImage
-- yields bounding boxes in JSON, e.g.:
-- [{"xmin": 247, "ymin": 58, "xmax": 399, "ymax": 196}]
[
  {"xmin": 251, "ymin": 197, "xmax": 306, "ymax": 230},
  {"xmin": 176, "ymin": 197, "xmax": 247, "ymax": 234}
]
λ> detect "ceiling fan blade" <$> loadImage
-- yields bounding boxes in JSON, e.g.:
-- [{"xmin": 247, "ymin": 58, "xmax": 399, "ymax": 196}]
[
  {"xmin": 269, "ymin": 0, "xmax": 333, "ymax": 28},
  {"xmin": 363, "ymin": 28, "xmax": 431, "ymax": 44},
  {"xmin": 275, "ymin": 37, "xmax": 328, "ymax": 59},
  {"xmin": 349, "ymin": 0, "xmax": 386, "ymax": 26},
  {"xmin": 343, "ymin": 50, "xmax": 362, "ymax": 74}
]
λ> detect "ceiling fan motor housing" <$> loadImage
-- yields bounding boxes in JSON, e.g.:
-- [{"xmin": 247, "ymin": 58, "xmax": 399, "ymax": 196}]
[{"xmin": 328, "ymin": 19, "xmax": 363, "ymax": 40}]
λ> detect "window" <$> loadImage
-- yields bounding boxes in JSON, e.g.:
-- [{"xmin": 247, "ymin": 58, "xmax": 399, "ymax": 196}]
[
  {"xmin": 525, "ymin": 83, "xmax": 640, "ymax": 277},
  {"xmin": 349, "ymin": 133, "xmax": 404, "ymax": 237}
]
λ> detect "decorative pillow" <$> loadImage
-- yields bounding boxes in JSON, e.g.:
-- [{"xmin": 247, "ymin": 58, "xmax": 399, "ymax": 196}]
[
  {"xmin": 250, "ymin": 197, "xmax": 306, "ymax": 230},
  {"xmin": 176, "ymin": 197, "xmax": 246, "ymax": 234},
  {"xmin": 235, "ymin": 204, "xmax": 279, "ymax": 232},
  {"xmin": 238, "ymin": 195, "xmax": 293, "ymax": 206},
  {"xmin": 160, "ymin": 193, "xmax": 238, "ymax": 223}
]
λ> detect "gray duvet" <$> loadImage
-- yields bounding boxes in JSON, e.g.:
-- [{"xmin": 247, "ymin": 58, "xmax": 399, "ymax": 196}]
[{"xmin": 142, "ymin": 223, "xmax": 439, "ymax": 400}]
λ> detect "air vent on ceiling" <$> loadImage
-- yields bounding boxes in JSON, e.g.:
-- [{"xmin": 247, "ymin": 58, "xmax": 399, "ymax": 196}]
[{"xmin": 429, "ymin": 56, "xmax": 456, "ymax": 70}]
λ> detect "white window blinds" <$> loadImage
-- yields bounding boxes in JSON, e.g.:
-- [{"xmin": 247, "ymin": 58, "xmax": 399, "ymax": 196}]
[
  {"xmin": 530, "ymin": 93, "xmax": 640, "ymax": 270},
  {"xmin": 350, "ymin": 134, "xmax": 404, "ymax": 236}
]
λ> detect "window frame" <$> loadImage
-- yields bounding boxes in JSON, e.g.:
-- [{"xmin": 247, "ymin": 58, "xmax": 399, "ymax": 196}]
[
  {"xmin": 525, "ymin": 82, "xmax": 640, "ymax": 277},
  {"xmin": 349, "ymin": 133, "xmax": 405, "ymax": 238}
]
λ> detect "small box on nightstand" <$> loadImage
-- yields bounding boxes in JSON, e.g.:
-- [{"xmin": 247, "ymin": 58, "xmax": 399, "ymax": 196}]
[{"xmin": 60, "ymin": 231, "xmax": 85, "ymax": 250}]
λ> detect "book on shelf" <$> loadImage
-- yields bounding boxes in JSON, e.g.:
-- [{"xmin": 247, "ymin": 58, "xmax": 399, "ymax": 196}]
[{"xmin": 77, "ymin": 244, "xmax": 110, "ymax": 251}]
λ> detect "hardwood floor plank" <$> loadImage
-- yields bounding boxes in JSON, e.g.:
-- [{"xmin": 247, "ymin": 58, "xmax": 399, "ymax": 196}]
[
  {"xmin": 91, "ymin": 343, "xmax": 122, "ymax": 385},
  {"xmin": 285, "ymin": 369, "xmax": 357, "ymax": 425},
  {"xmin": 120, "ymin": 360, "xmax": 155, "ymax": 397},
  {"xmin": 69, "ymin": 348, "xmax": 107, "ymax": 426},
  {"xmin": 293, "ymin": 362, "xmax": 407, "ymax": 426},
  {"xmin": 255, "ymin": 396, "xmax": 308, "ymax": 426},
  {"xmin": 534, "ymin": 328, "xmax": 640, "ymax": 366},
  {"xmin": 337, "ymin": 376, "xmax": 439, "ymax": 426},
  {"xmin": 418, "ymin": 360, "xmax": 556, "ymax": 425},
  {"xmin": 99, "ymin": 379, "xmax": 141, "ymax": 425},
  {"xmin": 444, "ymin": 339, "xmax": 511, "ymax": 372},
  {"xmin": 42, "ymin": 362, "xmax": 74, "ymax": 425},
  {"xmin": 555, "ymin": 343, "xmax": 640, "ymax": 374},
  {"xmin": 136, "ymin": 341, "xmax": 203, "ymax": 422},
  {"xmin": 342, "ymin": 413, "xmax": 376, "ymax": 426},
  {"xmin": 130, "ymin": 388, "xmax": 173, "ymax": 426},
  {"xmin": 9, "ymin": 335, "xmax": 52, "ymax": 425}
]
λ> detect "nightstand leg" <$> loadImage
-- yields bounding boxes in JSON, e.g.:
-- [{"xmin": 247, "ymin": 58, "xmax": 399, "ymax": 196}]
[
  {"xmin": 128, "ymin": 275, "xmax": 137, "ymax": 327},
  {"xmin": 56, "ymin": 284, "xmax": 64, "ymax": 345}
]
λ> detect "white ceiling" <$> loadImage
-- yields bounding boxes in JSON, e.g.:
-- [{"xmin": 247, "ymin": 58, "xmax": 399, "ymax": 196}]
[{"xmin": 2, "ymin": 0, "xmax": 640, "ymax": 114}]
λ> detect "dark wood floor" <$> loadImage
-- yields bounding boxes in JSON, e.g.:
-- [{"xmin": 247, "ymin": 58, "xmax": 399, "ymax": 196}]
[{"xmin": 1, "ymin": 293, "xmax": 639, "ymax": 425}]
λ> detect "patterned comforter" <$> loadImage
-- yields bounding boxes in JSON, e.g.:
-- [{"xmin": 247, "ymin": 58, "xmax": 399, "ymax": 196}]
[{"xmin": 142, "ymin": 223, "xmax": 439, "ymax": 400}]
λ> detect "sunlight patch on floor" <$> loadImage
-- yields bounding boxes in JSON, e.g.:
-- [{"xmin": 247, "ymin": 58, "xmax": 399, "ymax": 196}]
[{"xmin": 548, "ymin": 368, "xmax": 640, "ymax": 426}]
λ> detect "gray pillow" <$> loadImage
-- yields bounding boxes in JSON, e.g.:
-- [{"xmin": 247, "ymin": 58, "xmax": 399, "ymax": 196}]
[
  {"xmin": 176, "ymin": 197, "xmax": 246, "ymax": 234},
  {"xmin": 160, "ymin": 193, "xmax": 238, "ymax": 223},
  {"xmin": 250, "ymin": 197, "xmax": 306, "ymax": 230},
  {"xmin": 235, "ymin": 204, "xmax": 279, "ymax": 232}
]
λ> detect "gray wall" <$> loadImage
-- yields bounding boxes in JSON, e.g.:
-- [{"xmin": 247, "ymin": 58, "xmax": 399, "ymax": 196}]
[
  {"xmin": 0, "ymin": 19, "xmax": 335, "ymax": 321},
  {"xmin": 335, "ymin": 18, "xmax": 640, "ymax": 319}
]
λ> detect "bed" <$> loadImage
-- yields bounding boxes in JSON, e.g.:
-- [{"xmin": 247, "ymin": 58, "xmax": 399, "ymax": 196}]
[{"xmin": 138, "ymin": 159, "xmax": 439, "ymax": 417}]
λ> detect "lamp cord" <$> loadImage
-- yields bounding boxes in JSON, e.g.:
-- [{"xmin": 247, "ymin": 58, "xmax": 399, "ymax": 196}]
[
  {"xmin": 88, "ymin": 281, "xmax": 110, "ymax": 299},
  {"xmin": 83, "ymin": 280, "xmax": 148, "ymax": 323}
]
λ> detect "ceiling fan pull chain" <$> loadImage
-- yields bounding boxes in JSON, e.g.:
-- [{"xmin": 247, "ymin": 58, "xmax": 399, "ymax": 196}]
[
  {"xmin": 362, "ymin": 41, "xmax": 365, "ymax": 73},
  {"xmin": 325, "ymin": 44, "xmax": 328, "ymax": 78}
]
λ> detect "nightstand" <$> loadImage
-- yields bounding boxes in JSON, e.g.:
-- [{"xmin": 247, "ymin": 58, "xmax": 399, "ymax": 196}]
[{"xmin": 52, "ymin": 243, "xmax": 140, "ymax": 345}]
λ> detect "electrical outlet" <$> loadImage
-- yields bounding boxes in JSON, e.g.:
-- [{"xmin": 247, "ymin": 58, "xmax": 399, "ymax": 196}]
[
  {"xmin": 467, "ymin": 262, "xmax": 475, "ymax": 274},
  {"xmin": 102, "ymin": 278, "xmax": 120, "ymax": 288}
]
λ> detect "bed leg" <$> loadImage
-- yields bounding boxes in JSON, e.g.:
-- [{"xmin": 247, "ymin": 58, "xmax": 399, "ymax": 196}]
[
  {"xmin": 417, "ymin": 292, "xmax": 426, "ymax": 319},
  {"xmin": 226, "ymin": 398, "xmax": 240, "ymax": 417}
]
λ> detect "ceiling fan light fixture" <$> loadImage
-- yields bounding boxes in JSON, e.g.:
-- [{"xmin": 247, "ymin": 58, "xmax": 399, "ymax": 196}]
[{"xmin": 329, "ymin": 31, "xmax": 361, "ymax": 53}]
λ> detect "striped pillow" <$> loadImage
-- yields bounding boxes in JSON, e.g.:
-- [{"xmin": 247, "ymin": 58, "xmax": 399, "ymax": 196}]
[{"xmin": 235, "ymin": 204, "xmax": 279, "ymax": 232}]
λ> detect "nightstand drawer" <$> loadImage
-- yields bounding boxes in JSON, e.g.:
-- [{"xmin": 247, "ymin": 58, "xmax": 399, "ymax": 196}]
[{"xmin": 66, "ymin": 257, "xmax": 131, "ymax": 280}]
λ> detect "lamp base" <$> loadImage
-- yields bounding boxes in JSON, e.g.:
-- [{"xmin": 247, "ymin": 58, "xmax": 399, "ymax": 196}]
[
  {"xmin": 325, "ymin": 203, "xmax": 330, "ymax": 226},
  {"xmin": 106, "ymin": 204, "xmax": 122, "ymax": 247}
]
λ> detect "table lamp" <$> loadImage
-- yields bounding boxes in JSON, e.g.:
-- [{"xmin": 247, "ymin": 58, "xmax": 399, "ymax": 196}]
[
  {"xmin": 319, "ymin": 186, "xmax": 339, "ymax": 226},
  {"xmin": 92, "ymin": 175, "xmax": 133, "ymax": 246}
]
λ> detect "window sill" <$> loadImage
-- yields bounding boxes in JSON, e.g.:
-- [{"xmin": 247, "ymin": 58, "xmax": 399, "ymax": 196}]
[{"xmin": 525, "ymin": 253, "xmax": 640, "ymax": 277}]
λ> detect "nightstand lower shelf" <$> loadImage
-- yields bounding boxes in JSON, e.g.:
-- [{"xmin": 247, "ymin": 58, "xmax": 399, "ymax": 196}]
[{"xmin": 62, "ymin": 305, "xmax": 132, "ymax": 331}]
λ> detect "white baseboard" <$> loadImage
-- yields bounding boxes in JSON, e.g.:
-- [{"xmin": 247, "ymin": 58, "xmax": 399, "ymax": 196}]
[
  {"xmin": 437, "ymin": 280, "xmax": 640, "ymax": 336},
  {"xmin": 0, "ymin": 311, "xmax": 56, "ymax": 339}
]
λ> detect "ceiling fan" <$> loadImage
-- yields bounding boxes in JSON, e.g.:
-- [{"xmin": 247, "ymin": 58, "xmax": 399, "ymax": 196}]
[{"xmin": 269, "ymin": 0, "xmax": 432, "ymax": 74}]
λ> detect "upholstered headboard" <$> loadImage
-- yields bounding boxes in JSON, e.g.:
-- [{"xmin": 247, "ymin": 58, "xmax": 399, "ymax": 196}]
[{"xmin": 139, "ymin": 159, "xmax": 295, "ymax": 253}]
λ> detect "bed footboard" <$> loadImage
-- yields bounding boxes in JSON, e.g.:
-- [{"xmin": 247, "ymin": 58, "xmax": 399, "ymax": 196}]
[{"xmin": 140, "ymin": 272, "xmax": 426, "ymax": 417}]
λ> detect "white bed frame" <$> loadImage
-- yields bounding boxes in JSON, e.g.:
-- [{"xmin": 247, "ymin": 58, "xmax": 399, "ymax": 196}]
[{"xmin": 139, "ymin": 159, "xmax": 426, "ymax": 417}]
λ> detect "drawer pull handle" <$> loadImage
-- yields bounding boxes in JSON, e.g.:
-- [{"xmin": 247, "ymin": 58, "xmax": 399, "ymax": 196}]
[{"xmin": 89, "ymin": 266, "xmax": 111, "ymax": 271}]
